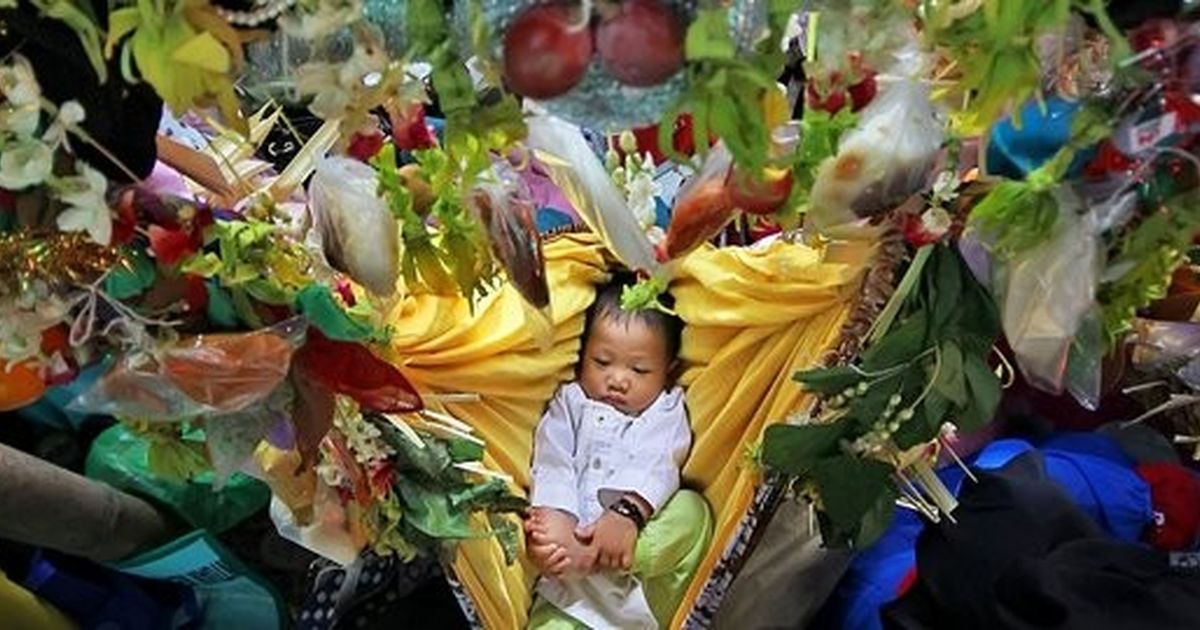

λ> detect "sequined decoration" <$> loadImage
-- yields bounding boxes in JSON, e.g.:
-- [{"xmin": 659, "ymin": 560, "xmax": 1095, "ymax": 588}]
[
  {"xmin": 0, "ymin": 231, "xmax": 122, "ymax": 291},
  {"xmin": 453, "ymin": 0, "xmax": 770, "ymax": 132}
]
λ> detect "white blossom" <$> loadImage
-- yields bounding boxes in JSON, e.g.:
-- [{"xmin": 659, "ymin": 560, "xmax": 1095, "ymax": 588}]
[{"xmin": 54, "ymin": 164, "xmax": 113, "ymax": 245}]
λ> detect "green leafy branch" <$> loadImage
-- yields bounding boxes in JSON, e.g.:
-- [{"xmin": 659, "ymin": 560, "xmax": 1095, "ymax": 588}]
[
  {"xmin": 761, "ymin": 245, "xmax": 1001, "ymax": 547},
  {"xmin": 373, "ymin": 143, "xmax": 499, "ymax": 302},
  {"xmin": 662, "ymin": 3, "xmax": 801, "ymax": 173},
  {"xmin": 968, "ymin": 103, "xmax": 1113, "ymax": 258},
  {"xmin": 1099, "ymin": 189, "xmax": 1200, "ymax": 347},
  {"xmin": 365, "ymin": 414, "xmax": 527, "ymax": 561}
]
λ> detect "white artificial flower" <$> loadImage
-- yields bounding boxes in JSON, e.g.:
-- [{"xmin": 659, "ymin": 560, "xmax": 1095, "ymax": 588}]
[
  {"xmin": 0, "ymin": 56, "xmax": 42, "ymax": 108},
  {"xmin": 625, "ymin": 170, "xmax": 659, "ymax": 229},
  {"xmin": 1, "ymin": 102, "xmax": 41, "ymax": 138},
  {"xmin": 0, "ymin": 139, "xmax": 53, "ymax": 189},
  {"xmin": 919, "ymin": 206, "xmax": 952, "ymax": 238},
  {"xmin": 295, "ymin": 63, "xmax": 348, "ymax": 120},
  {"xmin": 54, "ymin": 163, "xmax": 113, "ymax": 245},
  {"xmin": 41, "ymin": 100, "xmax": 85, "ymax": 150}
]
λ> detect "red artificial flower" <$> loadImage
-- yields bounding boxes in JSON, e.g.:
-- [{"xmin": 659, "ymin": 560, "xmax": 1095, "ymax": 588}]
[
  {"xmin": 111, "ymin": 189, "xmax": 139, "ymax": 245},
  {"xmin": 334, "ymin": 278, "xmax": 357, "ymax": 307},
  {"xmin": 390, "ymin": 102, "xmax": 438, "ymax": 151},
  {"xmin": 902, "ymin": 209, "xmax": 952, "ymax": 248},
  {"xmin": 367, "ymin": 461, "xmax": 395, "ymax": 500},
  {"xmin": 347, "ymin": 132, "xmax": 386, "ymax": 163},
  {"xmin": 148, "ymin": 224, "xmax": 197, "ymax": 267},
  {"xmin": 182, "ymin": 274, "xmax": 208, "ymax": 313}
]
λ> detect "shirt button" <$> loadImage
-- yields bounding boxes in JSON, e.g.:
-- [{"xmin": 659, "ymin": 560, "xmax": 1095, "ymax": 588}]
[{"xmin": 593, "ymin": 458, "xmax": 602, "ymax": 469}]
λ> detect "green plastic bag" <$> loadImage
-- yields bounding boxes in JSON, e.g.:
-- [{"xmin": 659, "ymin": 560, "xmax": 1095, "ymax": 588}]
[
  {"xmin": 86, "ymin": 424, "xmax": 270, "ymax": 534},
  {"xmin": 111, "ymin": 530, "xmax": 285, "ymax": 630}
]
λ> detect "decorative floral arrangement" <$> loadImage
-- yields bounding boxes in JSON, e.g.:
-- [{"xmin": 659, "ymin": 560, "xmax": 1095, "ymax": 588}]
[{"xmin": 7, "ymin": 0, "xmax": 1200, "ymax": 560}]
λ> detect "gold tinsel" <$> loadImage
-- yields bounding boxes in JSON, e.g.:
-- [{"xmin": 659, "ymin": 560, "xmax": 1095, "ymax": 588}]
[{"xmin": 0, "ymin": 231, "xmax": 122, "ymax": 290}]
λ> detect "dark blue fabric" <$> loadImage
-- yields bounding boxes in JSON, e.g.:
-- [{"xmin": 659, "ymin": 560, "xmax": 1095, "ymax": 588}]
[
  {"xmin": 23, "ymin": 551, "xmax": 201, "ymax": 630},
  {"xmin": 817, "ymin": 436, "xmax": 1153, "ymax": 630}
]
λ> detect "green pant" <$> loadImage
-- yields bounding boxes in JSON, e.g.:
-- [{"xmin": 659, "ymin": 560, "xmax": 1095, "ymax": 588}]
[{"xmin": 528, "ymin": 490, "xmax": 714, "ymax": 629}]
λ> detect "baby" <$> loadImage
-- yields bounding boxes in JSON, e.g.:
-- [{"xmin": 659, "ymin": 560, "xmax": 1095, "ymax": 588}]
[{"xmin": 525, "ymin": 276, "xmax": 691, "ymax": 630}]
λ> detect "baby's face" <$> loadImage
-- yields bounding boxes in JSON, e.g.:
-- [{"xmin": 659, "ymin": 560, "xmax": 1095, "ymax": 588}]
[{"xmin": 579, "ymin": 315, "xmax": 674, "ymax": 416}]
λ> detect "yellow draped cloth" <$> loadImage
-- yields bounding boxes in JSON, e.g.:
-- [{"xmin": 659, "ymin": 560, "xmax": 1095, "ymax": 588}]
[{"xmin": 383, "ymin": 232, "xmax": 876, "ymax": 629}]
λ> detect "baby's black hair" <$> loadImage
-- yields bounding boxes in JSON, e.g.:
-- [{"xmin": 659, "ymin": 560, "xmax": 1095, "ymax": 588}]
[{"xmin": 582, "ymin": 272, "xmax": 683, "ymax": 362}]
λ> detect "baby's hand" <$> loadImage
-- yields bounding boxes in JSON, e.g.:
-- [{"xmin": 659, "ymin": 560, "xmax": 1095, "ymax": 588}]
[
  {"xmin": 525, "ymin": 508, "xmax": 578, "ymax": 577},
  {"xmin": 576, "ymin": 512, "xmax": 638, "ymax": 572}
]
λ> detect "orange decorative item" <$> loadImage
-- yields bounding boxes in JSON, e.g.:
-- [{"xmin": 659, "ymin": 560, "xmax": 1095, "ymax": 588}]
[
  {"xmin": 0, "ymin": 361, "xmax": 45, "ymax": 411},
  {"xmin": 162, "ymin": 329, "xmax": 297, "ymax": 413},
  {"xmin": 727, "ymin": 166, "xmax": 794, "ymax": 216},
  {"xmin": 663, "ymin": 179, "xmax": 735, "ymax": 259}
]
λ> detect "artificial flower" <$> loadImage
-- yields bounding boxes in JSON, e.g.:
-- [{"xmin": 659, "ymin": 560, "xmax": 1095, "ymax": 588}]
[
  {"xmin": 626, "ymin": 168, "xmax": 659, "ymax": 230},
  {"xmin": 0, "ymin": 102, "xmax": 41, "ymax": 139},
  {"xmin": 41, "ymin": 100, "xmax": 85, "ymax": 151},
  {"xmin": 54, "ymin": 163, "xmax": 112, "ymax": 245},
  {"xmin": 390, "ymin": 102, "xmax": 437, "ymax": 151},
  {"xmin": 903, "ymin": 206, "xmax": 953, "ymax": 248},
  {"xmin": 148, "ymin": 224, "xmax": 197, "ymax": 266},
  {"xmin": 0, "ymin": 139, "xmax": 53, "ymax": 189},
  {"xmin": 0, "ymin": 56, "xmax": 41, "ymax": 109},
  {"xmin": 347, "ymin": 131, "xmax": 385, "ymax": 163}
]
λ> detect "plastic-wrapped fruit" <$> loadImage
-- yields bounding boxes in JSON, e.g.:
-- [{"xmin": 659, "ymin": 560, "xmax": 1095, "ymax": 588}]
[
  {"xmin": 728, "ymin": 167, "xmax": 794, "ymax": 215},
  {"xmin": 663, "ymin": 179, "xmax": 735, "ymax": 259},
  {"xmin": 596, "ymin": 0, "xmax": 686, "ymax": 87},
  {"xmin": 503, "ymin": 3, "xmax": 594, "ymax": 99}
]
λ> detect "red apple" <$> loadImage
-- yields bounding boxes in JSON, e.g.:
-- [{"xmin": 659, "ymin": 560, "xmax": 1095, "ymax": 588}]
[
  {"xmin": 727, "ymin": 167, "xmax": 794, "ymax": 215},
  {"xmin": 503, "ymin": 3, "xmax": 594, "ymax": 99},
  {"xmin": 596, "ymin": 0, "xmax": 685, "ymax": 87}
]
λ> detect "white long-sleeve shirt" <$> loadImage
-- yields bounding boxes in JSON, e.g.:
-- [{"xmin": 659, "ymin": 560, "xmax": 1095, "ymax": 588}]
[{"xmin": 530, "ymin": 382, "xmax": 692, "ymax": 629}]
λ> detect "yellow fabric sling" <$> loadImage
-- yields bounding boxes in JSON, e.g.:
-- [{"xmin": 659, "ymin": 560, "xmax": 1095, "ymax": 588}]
[{"xmin": 383, "ymin": 232, "xmax": 876, "ymax": 629}]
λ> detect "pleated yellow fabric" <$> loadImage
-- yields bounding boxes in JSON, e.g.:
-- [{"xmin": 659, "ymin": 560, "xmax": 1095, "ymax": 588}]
[{"xmin": 383, "ymin": 232, "xmax": 876, "ymax": 629}]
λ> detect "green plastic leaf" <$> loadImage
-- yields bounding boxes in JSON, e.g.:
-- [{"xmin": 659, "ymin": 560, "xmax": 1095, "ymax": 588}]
[
  {"xmin": 374, "ymin": 420, "xmax": 452, "ymax": 480},
  {"xmin": 921, "ymin": 390, "xmax": 952, "ymax": 433},
  {"xmin": 929, "ymin": 247, "xmax": 964, "ymax": 335},
  {"xmin": 489, "ymin": 513, "xmax": 521, "ymax": 565},
  {"xmin": 762, "ymin": 421, "xmax": 850, "ymax": 476},
  {"xmin": 447, "ymin": 437, "xmax": 485, "ymax": 463},
  {"xmin": 686, "ymin": 8, "xmax": 736, "ymax": 61},
  {"xmin": 932, "ymin": 341, "xmax": 967, "ymax": 407},
  {"xmin": 295, "ymin": 284, "xmax": 376, "ymax": 342},
  {"xmin": 811, "ymin": 456, "xmax": 896, "ymax": 548},
  {"xmin": 793, "ymin": 365, "xmax": 860, "ymax": 396},
  {"xmin": 105, "ymin": 249, "xmax": 157, "ymax": 300},
  {"xmin": 620, "ymin": 275, "xmax": 676, "ymax": 315},
  {"xmin": 861, "ymin": 310, "xmax": 929, "ymax": 372},
  {"xmin": 230, "ymin": 287, "xmax": 265, "ymax": 329},
  {"xmin": 395, "ymin": 477, "xmax": 475, "ymax": 539},
  {"xmin": 959, "ymin": 353, "xmax": 1001, "ymax": 430},
  {"xmin": 180, "ymin": 252, "xmax": 222, "ymax": 278},
  {"xmin": 205, "ymin": 281, "xmax": 238, "ymax": 328}
]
